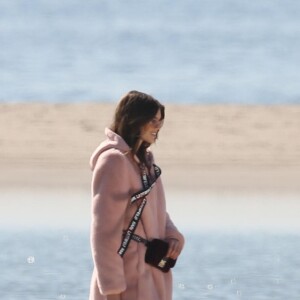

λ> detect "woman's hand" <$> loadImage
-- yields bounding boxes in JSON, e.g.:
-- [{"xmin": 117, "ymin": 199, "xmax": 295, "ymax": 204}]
[
  {"xmin": 165, "ymin": 238, "xmax": 182, "ymax": 260},
  {"xmin": 107, "ymin": 294, "xmax": 121, "ymax": 300}
]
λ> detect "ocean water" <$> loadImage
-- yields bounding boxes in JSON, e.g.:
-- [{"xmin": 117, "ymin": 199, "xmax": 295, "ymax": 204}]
[
  {"xmin": 1, "ymin": 230, "xmax": 300, "ymax": 300},
  {"xmin": 1, "ymin": 0, "xmax": 300, "ymax": 104},
  {"xmin": 2, "ymin": 188, "xmax": 300, "ymax": 299}
]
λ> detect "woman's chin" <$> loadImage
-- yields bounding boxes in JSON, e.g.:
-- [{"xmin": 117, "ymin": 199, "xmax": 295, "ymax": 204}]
[
  {"xmin": 142, "ymin": 136, "xmax": 156, "ymax": 144},
  {"xmin": 151, "ymin": 137, "xmax": 157, "ymax": 144}
]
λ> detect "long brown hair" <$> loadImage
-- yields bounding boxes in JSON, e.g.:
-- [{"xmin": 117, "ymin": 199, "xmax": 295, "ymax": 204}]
[{"xmin": 111, "ymin": 90, "xmax": 165, "ymax": 165}]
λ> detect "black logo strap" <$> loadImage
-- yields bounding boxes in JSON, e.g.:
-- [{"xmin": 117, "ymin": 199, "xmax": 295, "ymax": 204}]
[
  {"xmin": 130, "ymin": 164, "xmax": 161, "ymax": 203},
  {"xmin": 118, "ymin": 197, "xmax": 147, "ymax": 257},
  {"xmin": 118, "ymin": 164, "xmax": 161, "ymax": 257}
]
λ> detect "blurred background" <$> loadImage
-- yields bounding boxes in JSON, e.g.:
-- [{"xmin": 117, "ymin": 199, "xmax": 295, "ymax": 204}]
[
  {"xmin": 1, "ymin": 0, "xmax": 300, "ymax": 104},
  {"xmin": 1, "ymin": 0, "xmax": 300, "ymax": 299}
]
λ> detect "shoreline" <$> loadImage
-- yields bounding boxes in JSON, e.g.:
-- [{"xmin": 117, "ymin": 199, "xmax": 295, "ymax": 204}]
[{"xmin": 1, "ymin": 164, "xmax": 300, "ymax": 232}]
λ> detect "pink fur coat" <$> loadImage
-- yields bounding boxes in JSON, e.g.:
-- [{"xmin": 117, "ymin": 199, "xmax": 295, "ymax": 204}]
[{"xmin": 89, "ymin": 128, "xmax": 184, "ymax": 300}]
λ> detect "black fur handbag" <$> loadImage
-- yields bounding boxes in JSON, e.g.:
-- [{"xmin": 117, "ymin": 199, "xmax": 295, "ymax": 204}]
[{"xmin": 145, "ymin": 239, "xmax": 177, "ymax": 273}]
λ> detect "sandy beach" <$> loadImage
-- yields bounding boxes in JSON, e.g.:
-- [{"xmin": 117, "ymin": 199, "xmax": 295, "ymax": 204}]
[
  {"xmin": 1, "ymin": 103, "xmax": 300, "ymax": 231},
  {"xmin": 1, "ymin": 103, "xmax": 300, "ymax": 191}
]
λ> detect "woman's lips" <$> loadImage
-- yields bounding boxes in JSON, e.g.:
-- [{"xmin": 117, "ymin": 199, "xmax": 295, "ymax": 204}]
[{"xmin": 151, "ymin": 132, "xmax": 157, "ymax": 139}]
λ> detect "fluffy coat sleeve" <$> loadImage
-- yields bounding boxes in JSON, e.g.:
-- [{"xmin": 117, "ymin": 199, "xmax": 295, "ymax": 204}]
[{"xmin": 90, "ymin": 150, "xmax": 130, "ymax": 296}]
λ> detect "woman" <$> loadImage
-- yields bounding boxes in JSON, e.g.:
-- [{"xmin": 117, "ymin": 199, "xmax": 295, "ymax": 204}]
[{"xmin": 89, "ymin": 91, "xmax": 184, "ymax": 300}]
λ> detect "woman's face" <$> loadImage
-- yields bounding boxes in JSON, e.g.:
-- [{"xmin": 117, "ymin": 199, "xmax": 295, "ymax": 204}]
[{"xmin": 140, "ymin": 109, "xmax": 164, "ymax": 144}]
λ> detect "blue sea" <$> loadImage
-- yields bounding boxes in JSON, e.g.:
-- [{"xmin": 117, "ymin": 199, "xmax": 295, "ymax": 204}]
[
  {"xmin": 1, "ymin": 230, "xmax": 300, "ymax": 300},
  {"xmin": 1, "ymin": 0, "xmax": 300, "ymax": 104},
  {"xmin": 1, "ymin": 188, "xmax": 300, "ymax": 299}
]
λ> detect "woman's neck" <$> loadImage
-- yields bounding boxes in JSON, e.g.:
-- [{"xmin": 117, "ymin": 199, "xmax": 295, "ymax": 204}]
[{"xmin": 132, "ymin": 153, "xmax": 141, "ymax": 164}]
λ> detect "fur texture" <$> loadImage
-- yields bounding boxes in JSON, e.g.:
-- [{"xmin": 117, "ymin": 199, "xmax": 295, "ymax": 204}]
[{"xmin": 89, "ymin": 128, "xmax": 184, "ymax": 300}]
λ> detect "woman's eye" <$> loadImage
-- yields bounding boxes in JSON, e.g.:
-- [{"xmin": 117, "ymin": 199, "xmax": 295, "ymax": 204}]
[{"xmin": 150, "ymin": 118, "xmax": 163, "ymax": 127}]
